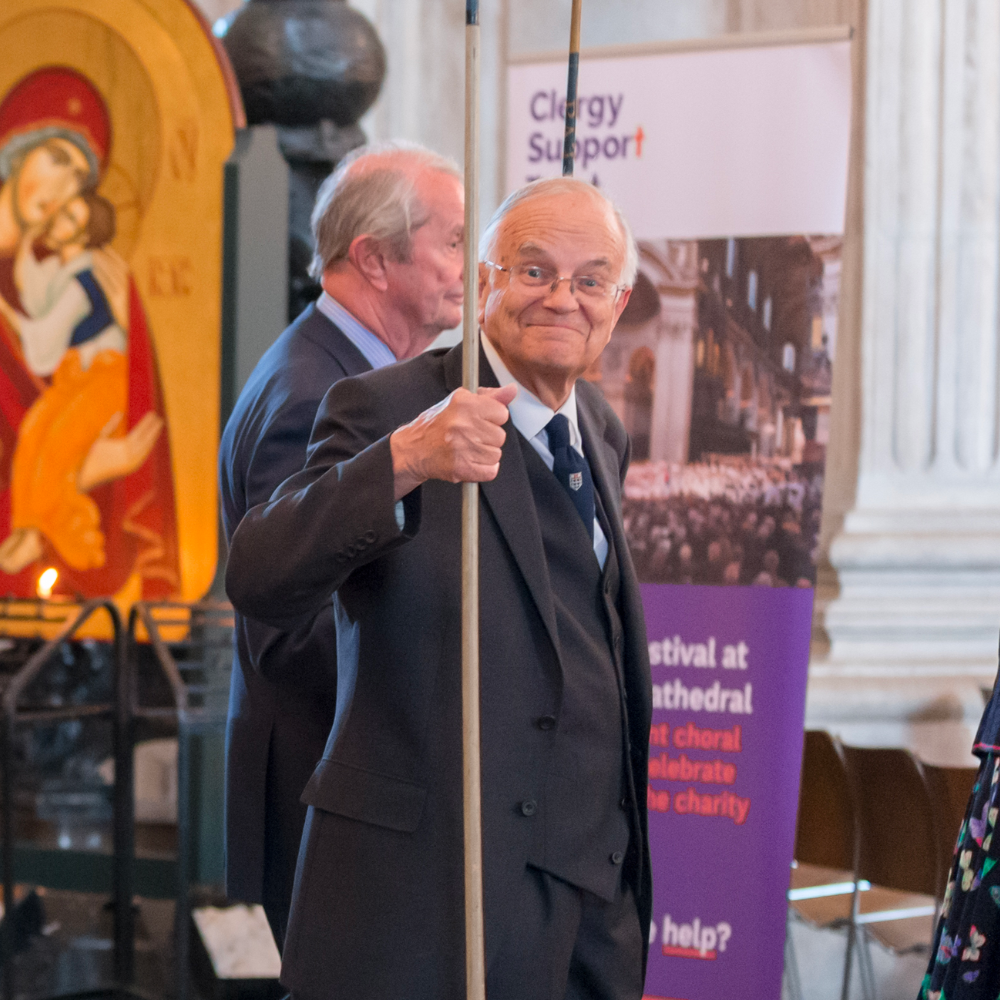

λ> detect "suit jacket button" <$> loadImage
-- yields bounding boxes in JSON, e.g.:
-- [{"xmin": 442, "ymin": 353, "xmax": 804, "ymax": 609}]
[
  {"xmin": 365, "ymin": 530, "xmax": 377, "ymax": 543},
  {"xmin": 610, "ymin": 851, "xmax": 624, "ymax": 865},
  {"xmin": 620, "ymin": 796, "xmax": 629, "ymax": 810},
  {"xmin": 536, "ymin": 715, "xmax": 556, "ymax": 731},
  {"xmin": 520, "ymin": 800, "xmax": 537, "ymax": 817}
]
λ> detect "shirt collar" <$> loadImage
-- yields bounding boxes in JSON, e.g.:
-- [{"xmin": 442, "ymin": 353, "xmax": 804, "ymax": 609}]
[
  {"xmin": 481, "ymin": 332, "xmax": 582, "ymax": 450},
  {"xmin": 316, "ymin": 291, "xmax": 397, "ymax": 371}
]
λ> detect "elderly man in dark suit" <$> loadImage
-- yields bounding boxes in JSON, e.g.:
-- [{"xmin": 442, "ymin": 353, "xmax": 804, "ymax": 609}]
[
  {"xmin": 219, "ymin": 142, "xmax": 464, "ymax": 947},
  {"xmin": 226, "ymin": 176, "xmax": 652, "ymax": 999}
]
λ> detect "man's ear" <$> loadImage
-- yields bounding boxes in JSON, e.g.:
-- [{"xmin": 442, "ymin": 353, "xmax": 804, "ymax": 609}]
[
  {"xmin": 609, "ymin": 286, "xmax": 632, "ymax": 330},
  {"xmin": 477, "ymin": 261, "xmax": 491, "ymax": 325},
  {"xmin": 349, "ymin": 234, "xmax": 390, "ymax": 292}
]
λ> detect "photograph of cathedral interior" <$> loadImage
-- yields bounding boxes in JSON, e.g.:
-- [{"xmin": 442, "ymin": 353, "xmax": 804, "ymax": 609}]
[
  {"xmin": 599, "ymin": 235, "xmax": 839, "ymax": 588},
  {"xmin": 0, "ymin": 0, "xmax": 993, "ymax": 999}
]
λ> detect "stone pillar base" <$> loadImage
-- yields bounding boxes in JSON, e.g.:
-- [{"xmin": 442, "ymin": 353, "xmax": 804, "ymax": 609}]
[{"xmin": 811, "ymin": 513, "xmax": 1000, "ymax": 764}]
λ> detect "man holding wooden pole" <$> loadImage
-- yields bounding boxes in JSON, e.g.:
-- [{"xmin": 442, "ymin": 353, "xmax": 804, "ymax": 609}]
[
  {"xmin": 220, "ymin": 143, "xmax": 465, "ymax": 950},
  {"xmin": 226, "ymin": 175, "xmax": 652, "ymax": 1000}
]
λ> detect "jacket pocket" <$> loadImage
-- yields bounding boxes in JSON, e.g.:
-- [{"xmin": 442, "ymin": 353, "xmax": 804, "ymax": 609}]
[{"xmin": 301, "ymin": 758, "xmax": 427, "ymax": 833}]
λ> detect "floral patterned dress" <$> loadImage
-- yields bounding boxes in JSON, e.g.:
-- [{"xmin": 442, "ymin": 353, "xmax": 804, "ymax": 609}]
[{"xmin": 921, "ymin": 752, "xmax": 1000, "ymax": 999}]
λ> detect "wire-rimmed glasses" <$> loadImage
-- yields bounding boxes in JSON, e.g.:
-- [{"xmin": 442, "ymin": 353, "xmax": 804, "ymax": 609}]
[{"xmin": 484, "ymin": 261, "xmax": 625, "ymax": 301}]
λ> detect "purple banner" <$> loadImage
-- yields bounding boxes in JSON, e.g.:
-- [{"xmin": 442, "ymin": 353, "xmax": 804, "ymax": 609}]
[{"xmin": 640, "ymin": 583, "xmax": 813, "ymax": 1000}]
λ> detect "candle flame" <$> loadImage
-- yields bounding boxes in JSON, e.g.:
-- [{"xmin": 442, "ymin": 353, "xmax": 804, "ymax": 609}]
[{"xmin": 37, "ymin": 568, "xmax": 58, "ymax": 599}]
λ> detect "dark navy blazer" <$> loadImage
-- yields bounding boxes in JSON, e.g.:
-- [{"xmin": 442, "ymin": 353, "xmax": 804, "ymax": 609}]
[
  {"xmin": 975, "ymin": 642, "xmax": 1000, "ymax": 757},
  {"xmin": 219, "ymin": 303, "xmax": 371, "ymax": 912}
]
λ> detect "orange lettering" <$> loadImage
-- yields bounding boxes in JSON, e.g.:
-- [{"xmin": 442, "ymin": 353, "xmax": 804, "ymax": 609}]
[
  {"xmin": 148, "ymin": 256, "xmax": 193, "ymax": 297},
  {"xmin": 169, "ymin": 121, "xmax": 199, "ymax": 181}
]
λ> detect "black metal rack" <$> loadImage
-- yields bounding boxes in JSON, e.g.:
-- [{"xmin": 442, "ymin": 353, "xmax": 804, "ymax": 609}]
[
  {"xmin": 0, "ymin": 597, "xmax": 235, "ymax": 1000},
  {"xmin": 0, "ymin": 597, "xmax": 141, "ymax": 1000},
  {"xmin": 127, "ymin": 601, "xmax": 233, "ymax": 1000}
]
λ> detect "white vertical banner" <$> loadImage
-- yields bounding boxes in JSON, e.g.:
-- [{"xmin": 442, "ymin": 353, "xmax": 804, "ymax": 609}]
[{"xmin": 506, "ymin": 33, "xmax": 853, "ymax": 1000}]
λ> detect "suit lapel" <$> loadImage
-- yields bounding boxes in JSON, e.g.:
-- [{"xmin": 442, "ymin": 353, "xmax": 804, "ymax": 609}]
[
  {"xmin": 578, "ymin": 388, "xmax": 650, "ymax": 722},
  {"xmin": 442, "ymin": 340, "xmax": 465, "ymax": 391},
  {"xmin": 446, "ymin": 341, "xmax": 561, "ymax": 660},
  {"xmin": 298, "ymin": 304, "xmax": 373, "ymax": 378},
  {"xmin": 576, "ymin": 388, "xmax": 626, "ymax": 559}
]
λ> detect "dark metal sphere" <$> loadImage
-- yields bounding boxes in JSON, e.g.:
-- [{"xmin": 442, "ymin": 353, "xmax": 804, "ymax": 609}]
[{"xmin": 220, "ymin": 0, "xmax": 386, "ymax": 128}]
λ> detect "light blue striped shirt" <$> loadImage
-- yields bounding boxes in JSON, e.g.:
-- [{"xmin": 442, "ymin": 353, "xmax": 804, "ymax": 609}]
[
  {"xmin": 317, "ymin": 291, "xmax": 403, "ymax": 525},
  {"xmin": 316, "ymin": 291, "xmax": 397, "ymax": 371}
]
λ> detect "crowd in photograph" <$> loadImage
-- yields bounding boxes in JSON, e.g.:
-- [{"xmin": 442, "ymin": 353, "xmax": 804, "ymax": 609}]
[{"xmin": 623, "ymin": 457, "xmax": 823, "ymax": 588}]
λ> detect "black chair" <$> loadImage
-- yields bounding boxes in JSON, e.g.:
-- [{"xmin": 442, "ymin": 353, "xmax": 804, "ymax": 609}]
[
  {"xmin": 785, "ymin": 730, "xmax": 863, "ymax": 1000},
  {"xmin": 839, "ymin": 745, "xmax": 940, "ymax": 1000},
  {"xmin": 922, "ymin": 761, "xmax": 978, "ymax": 899}
]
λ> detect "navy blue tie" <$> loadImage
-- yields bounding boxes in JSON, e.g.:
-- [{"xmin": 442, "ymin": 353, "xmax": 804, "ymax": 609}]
[{"xmin": 545, "ymin": 413, "xmax": 595, "ymax": 541}]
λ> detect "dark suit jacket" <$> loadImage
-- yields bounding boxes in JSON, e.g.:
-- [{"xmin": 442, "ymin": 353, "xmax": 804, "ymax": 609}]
[
  {"xmin": 219, "ymin": 303, "xmax": 371, "ymax": 908},
  {"xmin": 226, "ymin": 342, "xmax": 652, "ymax": 999}
]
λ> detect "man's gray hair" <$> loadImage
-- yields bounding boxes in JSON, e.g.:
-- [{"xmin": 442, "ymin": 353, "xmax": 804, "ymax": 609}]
[
  {"xmin": 309, "ymin": 141, "xmax": 461, "ymax": 279},
  {"xmin": 478, "ymin": 177, "xmax": 638, "ymax": 287}
]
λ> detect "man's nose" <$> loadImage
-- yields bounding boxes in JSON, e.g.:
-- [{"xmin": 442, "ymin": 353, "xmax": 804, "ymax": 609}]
[{"xmin": 541, "ymin": 277, "xmax": 580, "ymax": 311}]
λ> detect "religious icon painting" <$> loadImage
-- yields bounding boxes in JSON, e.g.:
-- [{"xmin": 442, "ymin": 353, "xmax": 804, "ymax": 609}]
[{"xmin": 0, "ymin": 0, "xmax": 241, "ymax": 608}]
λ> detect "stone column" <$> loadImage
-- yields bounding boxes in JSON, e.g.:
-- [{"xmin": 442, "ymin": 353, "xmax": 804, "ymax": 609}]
[
  {"xmin": 814, "ymin": 0, "xmax": 1000, "ymax": 762},
  {"xmin": 352, "ymin": 0, "xmax": 506, "ymax": 218},
  {"xmin": 649, "ymin": 243, "xmax": 700, "ymax": 465}
]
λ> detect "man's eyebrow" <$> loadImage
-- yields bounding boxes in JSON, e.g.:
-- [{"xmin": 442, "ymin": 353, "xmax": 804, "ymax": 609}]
[
  {"xmin": 515, "ymin": 242, "xmax": 554, "ymax": 258},
  {"xmin": 514, "ymin": 244, "xmax": 613, "ymax": 271}
]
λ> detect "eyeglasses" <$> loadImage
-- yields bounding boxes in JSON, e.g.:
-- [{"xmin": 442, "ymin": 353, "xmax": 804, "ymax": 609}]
[{"xmin": 484, "ymin": 261, "xmax": 625, "ymax": 301}]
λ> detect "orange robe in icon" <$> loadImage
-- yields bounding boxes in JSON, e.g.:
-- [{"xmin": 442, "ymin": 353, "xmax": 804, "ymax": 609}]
[
  {"xmin": 11, "ymin": 347, "xmax": 127, "ymax": 571},
  {"xmin": 0, "ymin": 263, "xmax": 179, "ymax": 599}
]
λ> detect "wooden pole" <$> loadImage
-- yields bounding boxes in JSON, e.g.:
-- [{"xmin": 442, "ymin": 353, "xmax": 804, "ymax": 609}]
[
  {"xmin": 462, "ymin": 2, "xmax": 486, "ymax": 999},
  {"xmin": 562, "ymin": 0, "xmax": 583, "ymax": 176}
]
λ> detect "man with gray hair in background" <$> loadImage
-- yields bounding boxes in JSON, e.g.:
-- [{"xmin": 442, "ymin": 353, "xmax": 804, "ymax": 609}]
[
  {"xmin": 226, "ymin": 176, "xmax": 652, "ymax": 999},
  {"xmin": 219, "ymin": 141, "xmax": 464, "ymax": 948}
]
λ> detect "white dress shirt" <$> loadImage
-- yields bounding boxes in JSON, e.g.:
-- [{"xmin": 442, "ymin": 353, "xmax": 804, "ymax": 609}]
[
  {"xmin": 316, "ymin": 291, "xmax": 397, "ymax": 371},
  {"xmin": 482, "ymin": 333, "xmax": 608, "ymax": 569}
]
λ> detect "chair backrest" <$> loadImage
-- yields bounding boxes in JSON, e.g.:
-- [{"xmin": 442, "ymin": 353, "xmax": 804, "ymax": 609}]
[
  {"xmin": 840, "ymin": 744, "xmax": 940, "ymax": 898},
  {"xmin": 922, "ymin": 762, "xmax": 979, "ymax": 898},
  {"xmin": 794, "ymin": 729, "xmax": 856, "ymax": 870}
]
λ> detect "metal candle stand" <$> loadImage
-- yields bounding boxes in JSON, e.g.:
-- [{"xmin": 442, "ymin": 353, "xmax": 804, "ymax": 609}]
[
  {"xmin": 0, "ymin": 598, "xmax": 140, "ymax": 1000},
  {"xmin": 0, "ymin": 598, "xmax": 234, "ymax": 1000},
  {"xmin": 126, "ymin": 601, "xmax": 234, "ymax": 1000}
]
